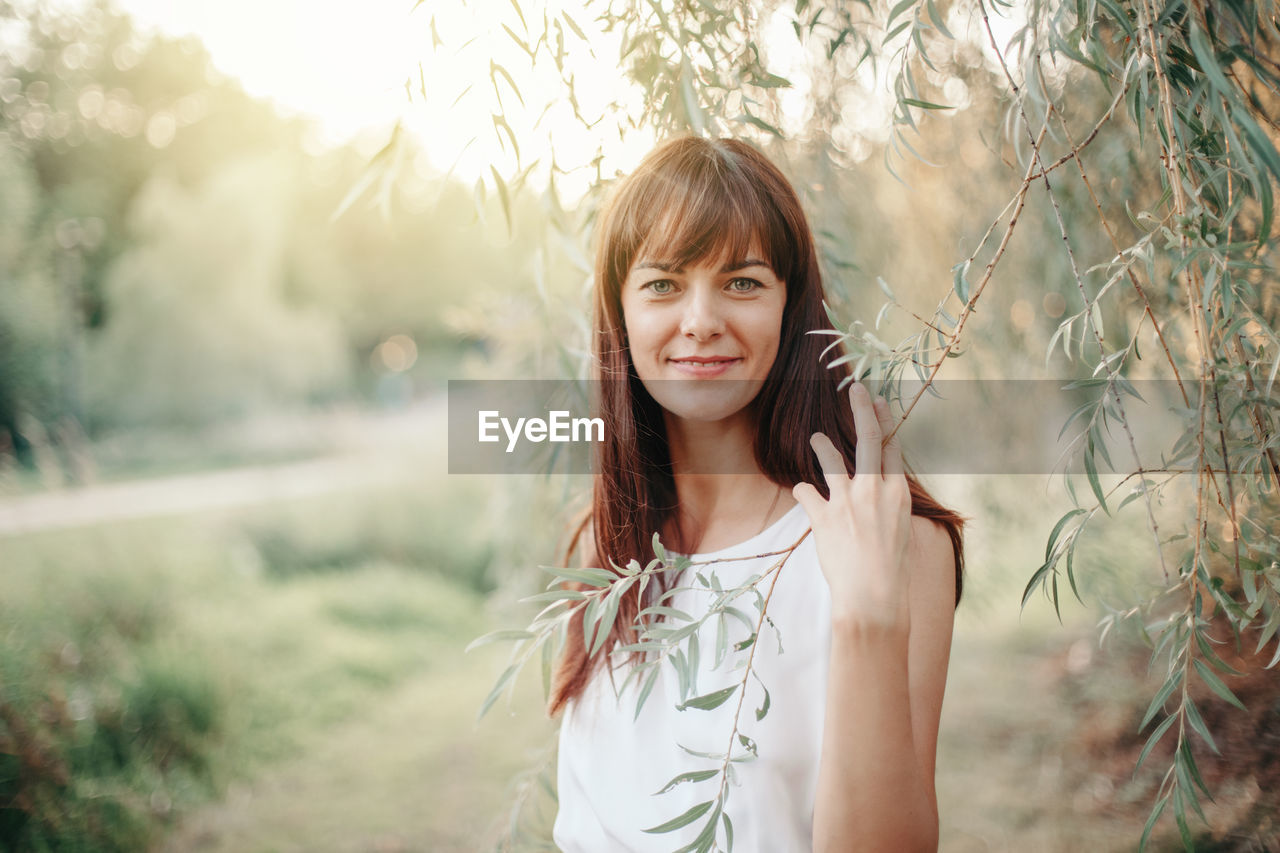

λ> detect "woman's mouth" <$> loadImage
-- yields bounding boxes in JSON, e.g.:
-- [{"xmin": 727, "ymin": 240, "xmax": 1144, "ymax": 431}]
[{"xmin": 668, "ymin": 356, "xmax": 742, "ymax": 377}]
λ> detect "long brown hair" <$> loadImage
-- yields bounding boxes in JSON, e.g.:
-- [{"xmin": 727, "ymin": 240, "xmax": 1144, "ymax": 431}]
[{"xmin": 548, "ymin": 137, "xmax": 965, "ymax": 717}]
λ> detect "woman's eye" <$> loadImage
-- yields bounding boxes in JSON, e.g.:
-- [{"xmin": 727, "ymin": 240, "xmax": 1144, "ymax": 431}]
[
  {"xmin": 727, "ymin": 278, "xmax": 762, "ymax": 293},
  {"xmin": 644, "ymin": 280, "xmax": 675, "ymax": 294}
]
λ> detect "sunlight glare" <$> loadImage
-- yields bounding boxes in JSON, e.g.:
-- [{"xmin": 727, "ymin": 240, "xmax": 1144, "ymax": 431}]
[{"xmin": 109, "ymin": 0, "xmax": 655, "ymax": 197}]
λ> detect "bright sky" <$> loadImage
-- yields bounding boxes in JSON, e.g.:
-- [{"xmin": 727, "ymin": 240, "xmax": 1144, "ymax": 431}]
[
  {"xmin": 114, "ymin": 0, "xmax": 425, "ymax": 138},
  {"xmin": 111, "ymin": 0, "xmax": 656, "ymax": 194},
  {"xmin": 108, "ymin": 0, "xmax": 1024, "ymax": 192}
]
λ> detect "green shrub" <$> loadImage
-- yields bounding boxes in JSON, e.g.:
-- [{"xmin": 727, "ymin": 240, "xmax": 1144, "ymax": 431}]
[
  {"xmin": 0, "ymin": 529, "xmax": 225, "ymax": 852},
  {"xmin": 241, "ymin": 486, "xmax": 497, "ymax": 593}
]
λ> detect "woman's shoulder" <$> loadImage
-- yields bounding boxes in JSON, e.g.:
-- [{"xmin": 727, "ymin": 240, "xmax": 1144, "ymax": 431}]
[{"xmin": 907, "ymin": 514, "xmax": 957, "ymax": 609}]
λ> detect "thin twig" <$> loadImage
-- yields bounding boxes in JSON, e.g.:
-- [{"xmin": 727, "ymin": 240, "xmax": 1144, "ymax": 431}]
[
  {"xmin": 885, "ymin": 124, "xmax": 1046, "ymax": 443},
  {"xmin": 1029, "ymin": 53, "xmax": 1171, "ymax": 581}
]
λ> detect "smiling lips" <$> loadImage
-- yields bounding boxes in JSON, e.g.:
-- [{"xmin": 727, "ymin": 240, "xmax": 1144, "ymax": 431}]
[{"xmin": 668, "ymin": 356, "xmax": 743, "ymax": 377}]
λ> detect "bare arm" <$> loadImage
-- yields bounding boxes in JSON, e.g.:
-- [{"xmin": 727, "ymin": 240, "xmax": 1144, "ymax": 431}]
[
  {"xmin": 793, "ymin": 382, "xmax": 957, "ymax": 852},
  {"xmin": 812, "ymin": 516, "xmax": 955, "ymax": 852}
]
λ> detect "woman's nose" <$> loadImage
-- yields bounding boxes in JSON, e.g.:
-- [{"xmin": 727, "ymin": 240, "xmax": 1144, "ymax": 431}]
[{"xmin": 679, "ymin": 289, "xmax": 724, "ymax": 340}]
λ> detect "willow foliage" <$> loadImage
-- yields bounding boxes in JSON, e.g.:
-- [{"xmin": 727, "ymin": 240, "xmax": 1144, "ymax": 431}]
[{"xmin": 436, "ymin": 0, "xmax": 1280, "ymax": 849}]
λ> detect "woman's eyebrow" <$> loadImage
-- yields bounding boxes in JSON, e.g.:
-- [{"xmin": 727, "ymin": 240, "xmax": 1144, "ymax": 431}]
[
  {"xmin": 632, "ymin": 260, "xmax": 677, "ymax": 273},
  {"xmin": 720, "ymin": 258, "xmax": 772, "ymax": 273},
  {"xmin": 631, "ymin": 258, "xmax": 772, "ymax": 274}
]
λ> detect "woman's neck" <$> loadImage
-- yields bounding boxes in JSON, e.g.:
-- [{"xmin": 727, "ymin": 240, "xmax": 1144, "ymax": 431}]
[
  {"xmin": 664, "ymin": 407, "xmax": 758, "ymax": 480},
  {"xmin": 662, "ymin": 409, "xmax": 793, "ymax": 553}
]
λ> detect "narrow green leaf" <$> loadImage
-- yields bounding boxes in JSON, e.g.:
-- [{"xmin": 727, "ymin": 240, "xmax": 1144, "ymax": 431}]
[
  {"xmin": 654, "ymin": 769, "xmax": 720, "ymax": 795},
  {"xmin": 755, "ymin": 681, "xmax": 771, "ymax": 721},
  {"xmin": 641, "ymin": 605, "xmax": 696, "ymax": 623},
  {"xmin": 1183, "ymin": 697, "xmax": 1219, "ymax": 754},
  {"xmin": 672, "ymin": 648, "xmax": 690, "ymax": 701},
  {"xmin": 543, "ymin": 565, "xmax": 615, "ymax": 586},
  {"xmin": 751, "ymin": 72, "xmax": 793, "ymax": 89},
  {"xmin": 1083, "ymin": 442, "xmax": 1110, "ymax": 515},
  {"xmin": 883, "ymin": 17, "xmax": 913, "ymax": 44},
  {"xmin": 901, "ymin": 97, "xmax": 953, "ymax": 110},
  {"xmin": 465, "ymin": 629, "xmax": 535, "ymax": 653},
  {"xmin": 686, "ymin": 632, "xmax": 701, "ymax": 699},
  {"xmin": 1187, "ymin": 25, "xmax": 1234, "ymax": 99},
  {"xmin": 590, "ymin": 585, "xmax": 623, "ymax": 657},
  {"xmin": 541, "ymin": 626, "xmax": 554, "ymax": 699},
  {"xmin": 1141, "ymin": 675, "xmax": 1179, "ymax": 730},
  {"xmin": 1178, "ymin": 738, "xmax": 1214, "ymax": 800},
  {"xmin": 561, "ymin": 11, "xmax": 587, "ymax": 41},
  {"xmin": 677, "ymin": 685, "xmax": 738, "ymax": 712},
  {"xmin": 642, "ymin": 800, "xmax": 713, "ymax": 834},
  {"xmin": 677, "ymin": 743, "xmax": 726, "ymax": 761},
  {"xmin": 886, "ymin": 0, "xmax": 917, "ymax": 28},
  {"xmin": 925, "ymin": 0, "xmax": 953, "ymax": 38},
  {"xmin": 1045, "ymin": 509, "xmax": 1086, "ymax": 561},
  {"xmin": 652, "ymin": 532, "xmax": 667, "ymax": 563},
  {"xmin": 1135, "ymin": 711, "xmax": 1177, "ymax": 772},
  {"xmin": 733, "ymin": 112, "xmax": 783, "ymax": 137},
  {"xmin": 1139, "ymin": 793, "xmax": 1171, "ymax": 852},
  {"xmin": 1174, "ymin": 787, "xmax": 1194, "ymax": 851},
  {"xmin": 477, "ymin": 663, "xmax": 520, "ymax": 721},
  {"xmin": 1096, "ymin": 0, "xmax": 1135, "ymax": 36},
  {"xmin": 634, "ymin": 666, "xmax": 661, "ymax": 720},
  {"xmin": 490, "ymin": 61, "xmax": 525, "ymax": 107},
  {"xmin": 520, "ymin": 589, "xmax": 586, "ymax": 604},
  {"xmin": 505, "ymin": 0, "xmax": 528, "ymax": 31},
  {"xmin": 1021, "ymin": 560, "xmax": 1055, "ymax": 610},
  {"xmin": 952, "ymin": 260, "xmax": 970, "ymax": 304},
  {"xmin": 490, "ymin": 166, "xmax": 512, "ymax": 234},
  {"xmin": 490, "ymin": 113, "xmax": 520, "ymax": 164},
  {"xmin": 583, "ymin": 594, "xmax": 602, "ymax": 652},
  {"xmin": 1194, "ymin": 630, "xmax": 1242, "ymax": 676},
  {"xmin": 1193, "ymin": 658, "xmax": 1247, "ymax": 711},
  {"xmin": 673, "ymin": 801, "xmax": 722, "ymax": 853}
]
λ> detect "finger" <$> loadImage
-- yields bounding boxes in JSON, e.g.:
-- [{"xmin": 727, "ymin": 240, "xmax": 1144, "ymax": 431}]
[
  {"xmin": 809, "ymin": 431, "xmax": 850, "ymax": 492},
  {"xmin": 791, "ymin": 481, "xmax": 826, "ymax": 517},
  {"xmin": 873, "ymin": 396, "xmax": 905, "ymax": 477},
  {"xmin": 850, "ymin": 382, "xmax": 882, "ymax": 479}
]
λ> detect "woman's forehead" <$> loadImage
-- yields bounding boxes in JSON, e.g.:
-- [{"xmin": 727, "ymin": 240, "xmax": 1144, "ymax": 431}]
[{"xmin": 628, "ymin": 237, "xmax": 772, "ymax": 275}]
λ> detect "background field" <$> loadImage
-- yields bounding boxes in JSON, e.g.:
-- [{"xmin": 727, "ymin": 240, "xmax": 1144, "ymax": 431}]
[
  {"xmin": 3, "ymin": 0, "xmax": 1276, "ymax": 850},
  {"xmin": 4, "ymin": 408, "xmax": 1258, "ymax": 851}
]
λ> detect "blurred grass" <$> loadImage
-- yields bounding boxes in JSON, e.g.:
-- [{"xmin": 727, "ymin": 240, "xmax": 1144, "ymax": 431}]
[
  {"xmin": 1, "ymin": 467, "xmax": 1233, "ymax": 852},
  {"xmin": 0, "ymin": 468, "xmax": 537, "ymax": 851}
]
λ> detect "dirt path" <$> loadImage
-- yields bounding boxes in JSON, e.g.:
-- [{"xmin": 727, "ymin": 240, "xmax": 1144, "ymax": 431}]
[{"xmin": 0, "ymin": 400, "xmax": 445, "ymax": 538}]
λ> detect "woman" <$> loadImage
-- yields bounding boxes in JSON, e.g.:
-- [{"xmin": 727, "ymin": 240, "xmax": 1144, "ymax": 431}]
[{"xmin": 549, "ymin": 136, "xmax": 964, "ymax": 852}]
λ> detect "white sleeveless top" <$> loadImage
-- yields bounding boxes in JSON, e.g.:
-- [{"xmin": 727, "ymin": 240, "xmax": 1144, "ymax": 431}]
[{"xmin": 553, "ymin": 502, "xmax": 831, "ymax": 852}]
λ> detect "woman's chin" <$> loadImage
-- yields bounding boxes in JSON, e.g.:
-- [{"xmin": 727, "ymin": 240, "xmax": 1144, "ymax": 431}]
[{"xmin": 645, "ymin": 379, "xmax": 765, "ymax": 426}]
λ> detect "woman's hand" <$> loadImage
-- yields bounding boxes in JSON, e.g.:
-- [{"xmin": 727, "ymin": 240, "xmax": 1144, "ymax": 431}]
[{"xmin": 792, "ymin": 381, "xmax": 913, "ymax": 631}]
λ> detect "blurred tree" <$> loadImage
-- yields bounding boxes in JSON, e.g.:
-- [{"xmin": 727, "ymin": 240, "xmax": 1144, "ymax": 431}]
[
  {"xmin": 86, "ymin": 153, "xmax": 351, "ymax": 425},
  {"xmin": 0, "ymin": 141, "xmax": 57, "ymax": 467},
  {"xmin": 0, "ymin": 0, "xmax": 527, "ymax": 459}
]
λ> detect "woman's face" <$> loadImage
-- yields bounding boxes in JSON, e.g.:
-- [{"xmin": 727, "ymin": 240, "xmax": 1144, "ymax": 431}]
[{"xmin": 620, "ymin": 243, "xmax": 786, "ymax": 426}]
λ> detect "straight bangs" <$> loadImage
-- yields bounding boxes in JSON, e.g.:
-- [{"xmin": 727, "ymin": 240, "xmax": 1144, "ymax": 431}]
[{"xmin": 606, "ymin": 146, "xmax": 797, "ymax": 292}]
